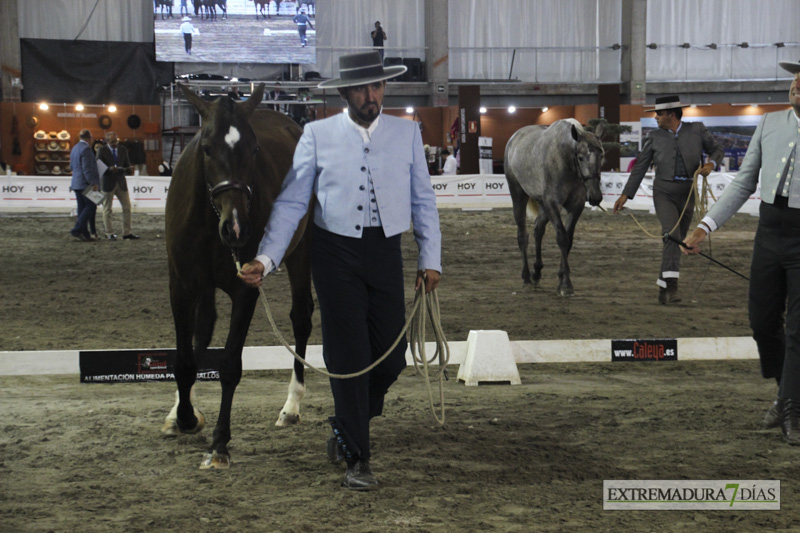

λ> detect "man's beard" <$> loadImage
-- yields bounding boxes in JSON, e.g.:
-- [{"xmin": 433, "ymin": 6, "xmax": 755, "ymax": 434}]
[{"xmin": 354, "ymin": 104, "xmax": 380, "ymax": 125}]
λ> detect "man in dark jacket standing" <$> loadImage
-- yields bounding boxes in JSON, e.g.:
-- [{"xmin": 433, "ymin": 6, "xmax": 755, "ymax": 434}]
[
  {"xmin": 96, "ymin": 131, "xmax": 138, "ymax": 240},
  {"xmin": 613, "ymin": 95, "xmax": 724, "ymax": 304}
]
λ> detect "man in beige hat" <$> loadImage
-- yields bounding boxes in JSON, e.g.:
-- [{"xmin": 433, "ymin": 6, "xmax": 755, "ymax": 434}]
[
  {"xmin": 614, "ymin": 95, "xmax": 723, "ymax": 304},
  {"xmin": 239, "ymin": 51, "xmax": 441, "ymax": 491},
  {"xmin": 683, "ymin": 59, "xmax": 800, "ymax": 445}
]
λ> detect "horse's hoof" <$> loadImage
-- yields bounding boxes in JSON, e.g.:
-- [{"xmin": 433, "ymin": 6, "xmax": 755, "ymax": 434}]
[
  {"xmin": 275, "ymin": 411, "xmax": 301, "ymax": 427},
  {"xmin": 558, "ymin": 287, "xmax": 574, "ymax": 297},
  {"xmin": 199, "ymin": 451, "xmax": 230, "ymax": 470},
  {"xmin": 161, "ymin": 408, "xmax": 206, "ymax": 437}
]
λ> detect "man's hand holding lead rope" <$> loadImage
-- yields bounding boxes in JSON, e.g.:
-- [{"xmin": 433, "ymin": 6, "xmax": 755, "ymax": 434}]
[
  {"xmin": 416, "ymin": 269, "xmax": 440, "ymax": 294},
  {"xmin": 238, "ymin": 260, "xmax": 267, "ymax": 287}
]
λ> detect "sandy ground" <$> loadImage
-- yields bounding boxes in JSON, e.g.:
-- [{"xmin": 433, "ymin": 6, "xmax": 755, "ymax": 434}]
[{"xmin": 4, "ymin": 208, "xmax": 797, "ymax": 532}]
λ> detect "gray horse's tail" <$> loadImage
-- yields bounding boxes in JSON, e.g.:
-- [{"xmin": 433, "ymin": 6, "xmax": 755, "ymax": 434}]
[{"xmin": 527, "ymin": 197, "xmax": 540, "ymax": 218}]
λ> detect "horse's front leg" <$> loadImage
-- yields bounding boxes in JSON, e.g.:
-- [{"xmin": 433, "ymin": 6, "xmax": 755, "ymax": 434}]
[
  {"xmin": 276, "ymin": 237, "xmax": 314, "ymax": 426},
  {"xmin": 202, "ymin": 288, "xmax": 259, "ymax": 470},
  {"xmin": 162, "ymin": 282, "xmax": 207, "ymax": 436},
  {"xmin": 542, "ymin": 203, "xmax": 573, "ymax": 296},
  {"xmin": 507, "ymin": 177, "xmax": 532, "ymax": 286},
  {"xmin": 531, "ymin": 212, "xmax": 548, "ymax": 288},
  {"xmin": 557, "ymin": 203, "xmax": 585, "ymax": 297}
]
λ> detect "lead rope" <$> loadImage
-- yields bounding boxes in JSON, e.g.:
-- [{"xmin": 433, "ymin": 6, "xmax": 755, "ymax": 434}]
[
  {"xmin": 235, "ymin": 258, "xmax": 449, "ymax": 426},
  {"xmin": 601, "ymin": 165, "xmax": 705, "ymax": 238}
]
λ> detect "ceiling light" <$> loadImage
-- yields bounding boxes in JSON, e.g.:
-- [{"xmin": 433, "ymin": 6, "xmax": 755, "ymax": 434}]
[
  {"xmin": 75, "ymin": 104, "xmax": 84, "ymax": 111},
  {"xmin": 39, "ymin": 103, "xmax": 49, "ymax": 110},
  {"xmin": 405, "ymin": 106, "xmax": 414, "ymax": 114},
  {"xmin": 541, "ymin": 106, "xmax": 549, "ymax": 112},
  {"xmin": 508, "ymin": 106, "xmax": 516, "ymax": 113},
  {"xmin": 107, "ymin": 105, "xmax": 117, "ymax": 112},
  {"xmin": 479, "ymin": 107, "xmax": 487, "ymax": 114}
]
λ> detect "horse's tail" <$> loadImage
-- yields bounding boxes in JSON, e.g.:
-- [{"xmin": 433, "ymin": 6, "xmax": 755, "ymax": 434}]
[{"xmin": 527, "ymin": 197, "xmax": 540, "ymax": 218}]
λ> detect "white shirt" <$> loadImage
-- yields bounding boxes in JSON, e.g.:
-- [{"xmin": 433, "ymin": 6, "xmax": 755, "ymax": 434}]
[{"xmin": 442, "ymin": 154, "xmax": 457, "ymax": 175}]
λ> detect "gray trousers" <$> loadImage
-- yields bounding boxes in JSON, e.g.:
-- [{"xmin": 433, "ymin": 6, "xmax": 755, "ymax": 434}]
[{"xmin": 653, "ymin": 179, "xmax": 695, "ymax": 287}]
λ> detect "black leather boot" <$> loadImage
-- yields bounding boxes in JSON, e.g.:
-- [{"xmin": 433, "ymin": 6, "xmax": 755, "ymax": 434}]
[
  {"xmin": 763, "ymin": 397, "xmax": 783, "ymax": 429},
  {"xmin": 781, "ymin": 399, "xmax": 800, "ymax": 445},
  {"xmin": 341, "ymin": 459, "xmax": 378, "ymax": 491}
]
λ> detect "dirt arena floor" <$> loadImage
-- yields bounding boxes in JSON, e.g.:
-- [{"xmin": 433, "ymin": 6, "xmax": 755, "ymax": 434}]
[{"xmin": 2, "ymin": 208, "xmax": 797, "ymax": 532}]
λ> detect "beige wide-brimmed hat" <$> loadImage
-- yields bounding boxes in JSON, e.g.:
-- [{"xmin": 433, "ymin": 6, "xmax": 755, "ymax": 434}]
[
  {"xmin": 644, "ymin": 95, "xmax": 692, "ymax": 112},
  {"xmin": 779, "ymin": 59, "xmax": 800, "ymax": 74},
  {"xmin": 317, "ymin": 51, "xmax": 406, "ymax": 89}
]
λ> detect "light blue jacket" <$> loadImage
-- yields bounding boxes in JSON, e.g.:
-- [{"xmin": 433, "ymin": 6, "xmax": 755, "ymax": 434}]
[
  {"xmin": 706, "ymin": 109, "xmax": 800, "ymax": 229},
  {"xmin": 69, "ymin": 139, "xmax": 100, "ymax": 191},
  {"xmin": 257, "ymin": 112, "xmax": 442, "ymax": 272}
]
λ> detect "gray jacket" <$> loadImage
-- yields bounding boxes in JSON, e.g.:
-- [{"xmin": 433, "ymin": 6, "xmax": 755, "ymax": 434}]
[
  {"xmin": 623, "ymin": 121, "xmax": 724, "ymax": 198},
  {"xmin": 706, "ymin": 109, "xmax": 800, "ymax": 229}
]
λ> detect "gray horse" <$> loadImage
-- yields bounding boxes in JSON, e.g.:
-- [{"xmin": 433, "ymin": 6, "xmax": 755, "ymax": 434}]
[{"xmin": 504, "ymin": 119, "xmax": 605, "ymax": 296}]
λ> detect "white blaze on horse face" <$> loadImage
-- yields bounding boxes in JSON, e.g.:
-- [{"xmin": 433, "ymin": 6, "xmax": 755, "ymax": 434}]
[
  {"xmin": 232, "ymin": 207, "xmax": 242, "ymax": 239},
  {"xmin": 224, "ymin": 126, "xmax": 241, "ymax": 149}
]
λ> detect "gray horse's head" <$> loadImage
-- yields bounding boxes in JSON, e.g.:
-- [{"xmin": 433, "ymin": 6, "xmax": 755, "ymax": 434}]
[
  {"xmin": 181, "ymin": 83, "xmax": 266, "ymax": 249},
  {"xmin": 570, "ymin": 123, "xmax": 605, "ymax": 207}
]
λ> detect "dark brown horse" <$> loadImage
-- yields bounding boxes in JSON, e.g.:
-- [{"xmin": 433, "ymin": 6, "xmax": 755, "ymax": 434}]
[
  {"xmin": 154, "ymin": 0, "xmax": 174, "ymax": 19},
  {"xmin": 254, "ymin": 0, "xmax": 282, "ymax": 19},
  {"xmin": 163, "ymin": 83, "xmax": 314, "ymax": 469}
]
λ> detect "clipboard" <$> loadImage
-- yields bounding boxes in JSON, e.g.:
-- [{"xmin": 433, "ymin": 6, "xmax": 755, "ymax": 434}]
[{"xmin": 83, "ymin": 188, "xmax": 105, "ymax": 205}]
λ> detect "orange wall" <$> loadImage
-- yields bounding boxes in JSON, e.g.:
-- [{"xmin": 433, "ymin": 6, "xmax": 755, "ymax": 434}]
[{"xmin": 0, "ymin": 102, "xmax": 162, "ymax": 175}]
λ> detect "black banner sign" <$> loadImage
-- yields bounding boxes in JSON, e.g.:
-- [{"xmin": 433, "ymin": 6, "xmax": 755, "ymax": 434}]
[
  {"xmin": 611, "ymin": 339, "xmax": 677, "ymax": 362},
  {"xmin": 80, "ymin": 348, "xmax": 223, "ymax": 383}
]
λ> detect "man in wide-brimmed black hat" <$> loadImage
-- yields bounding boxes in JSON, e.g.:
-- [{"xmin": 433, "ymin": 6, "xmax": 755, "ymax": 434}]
[
  {"xmin": 239, "ymin": 51, "xmax": 442, "ymax": 490},
  {"xmin": 684, "ymin": 59, "xmax": 800, "ymax": 445},
  {"xmin": 614, "ymin": 94, "xmax": 724, "ymax": 304}
]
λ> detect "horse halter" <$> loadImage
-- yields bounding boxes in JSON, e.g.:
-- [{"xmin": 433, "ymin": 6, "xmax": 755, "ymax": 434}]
[{"xmin": 207, "ymin": 179, "xmax": 252, "ymax": 219}]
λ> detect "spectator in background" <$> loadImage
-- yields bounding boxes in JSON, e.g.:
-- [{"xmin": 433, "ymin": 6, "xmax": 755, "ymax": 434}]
[
  {"xmin": 96, "ymin": 132, "xmax": 138, "ymax": 240},
  {"xmin": 371, "ymin": 21, "xmax": 387, "ymax": 62},
  {"xmin": 69, "ymin": 129, "xmax": 101, "ymax": 242},
  {"xmin": 441, "ymin": 147, "xmax": 458, "ymax": 174}
]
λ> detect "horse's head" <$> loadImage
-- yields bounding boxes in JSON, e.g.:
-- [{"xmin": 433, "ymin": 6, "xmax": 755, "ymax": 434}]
[
  {"xmin": 569, "ymin": 122, "xmax": 605, "ymax": 207},
  {"xmin": 180, "ymin": 82, "xmax": 266, "ymax": 249}
]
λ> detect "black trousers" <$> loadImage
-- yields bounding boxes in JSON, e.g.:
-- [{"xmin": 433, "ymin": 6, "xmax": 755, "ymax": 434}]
[
  {"xmin": 311, "ymin": 225, "xmax": 408, "ymax": 462},
  {"xmin": 750, "ymin": 196, "xmax": 800, "ymax": 399},
  {"xmin": 183, "ymin": 33, "xmax": 192, "ymax": 53}
]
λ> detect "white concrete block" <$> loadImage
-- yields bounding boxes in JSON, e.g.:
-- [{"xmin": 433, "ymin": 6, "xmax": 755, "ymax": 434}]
[{"xmin": 457, "ymin": 330, "xmax": 521, "ymax": 386}]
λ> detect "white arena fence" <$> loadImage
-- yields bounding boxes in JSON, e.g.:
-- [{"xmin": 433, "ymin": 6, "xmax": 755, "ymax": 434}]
[{"xmin": 0, "ymin": 171, "xmax": 760, "ymax": 215}]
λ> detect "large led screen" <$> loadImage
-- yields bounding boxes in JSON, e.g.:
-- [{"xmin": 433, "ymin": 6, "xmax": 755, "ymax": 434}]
[{"xmin": 154, "ymin": 1, "xmax": 317, "ymax": 64}]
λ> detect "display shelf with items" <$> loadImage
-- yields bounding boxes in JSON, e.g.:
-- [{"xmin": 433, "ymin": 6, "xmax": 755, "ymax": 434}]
[{"xmin": 33, "ymin": 130, "xmax": 71, "ymax": 175}]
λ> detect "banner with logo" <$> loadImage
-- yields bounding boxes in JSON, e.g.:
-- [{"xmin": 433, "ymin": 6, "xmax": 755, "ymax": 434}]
[
  {"xmin": 2, "ymin": 171, "xmax": 758, "ymax": 214},
  {"xmin": 80, "ymin": 348, "xmax": 222, "ymax": 383},
  {"xmin": 611, "ymin": 339, "xmax": 677, "ymax": 362}
]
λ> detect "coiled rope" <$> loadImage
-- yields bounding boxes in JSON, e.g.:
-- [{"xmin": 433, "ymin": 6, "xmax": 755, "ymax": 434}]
[{"xmin": 236, "ymin": 261, "xmax": 449, "ymax": 425}]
